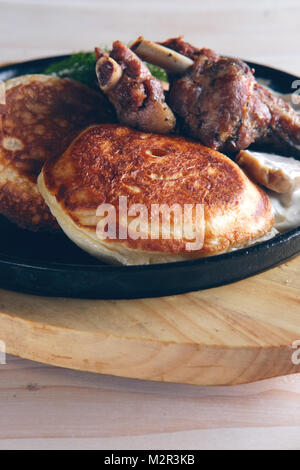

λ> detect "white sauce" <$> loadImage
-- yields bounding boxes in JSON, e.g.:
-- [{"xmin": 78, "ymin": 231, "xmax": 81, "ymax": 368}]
[
  {"xmin": 239, "ymin": 82, "xmax": 300, "ymax": 231},
  {"xmin": 247, "ymin": 151, "xmax": 300, "ymax": 193},
  {"xmin": 237, "ymin": 150, "xmax": 300, "ymax": 233},
  {"xmin": 260, "ymin": 152, "xmax": 300, "ymax": 232},
  {"xmin": 254, "ymin": 152, "xmax": 300, "ymax": 232},
  {"xmin": 267, "ymin": 187, "xmax": 300, "ymax": 232}
]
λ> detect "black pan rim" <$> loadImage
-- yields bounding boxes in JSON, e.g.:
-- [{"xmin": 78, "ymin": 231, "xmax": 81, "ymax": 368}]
[
  {"xmin": 1, "ymin": 53, "xmax": 298, "ymax": 82},
  {"xmin": 0, "ymin": 227, "xmax": 299, "ymax": 273}
]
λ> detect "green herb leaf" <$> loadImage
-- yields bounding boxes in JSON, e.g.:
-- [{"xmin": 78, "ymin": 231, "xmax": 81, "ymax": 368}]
[
  {"xmin": 146, "ymin": 63, "xmax": 168, "ymax": 83},
  {"xmin": 43, "ymin": 52, "xmax": 98, "ymax": 88},
  {"xmin": 42, "ymin": 52, "xmax": 168, "ymax": 89}
]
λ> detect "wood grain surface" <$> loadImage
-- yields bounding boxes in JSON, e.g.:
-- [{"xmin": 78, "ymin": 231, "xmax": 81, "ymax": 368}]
[
  {"xmin": 0, "ymin": 0, "xmax": 299, "ymax": 450},
  {"xmin": 0, "ymin": 257, "xmax": 300, "ymax": 387},
  {"xmin": 1, "ymin": 354, "xmax": 300, "ymax": 450}
]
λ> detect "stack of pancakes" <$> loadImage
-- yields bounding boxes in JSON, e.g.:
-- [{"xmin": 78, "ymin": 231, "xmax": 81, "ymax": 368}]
[
  {"xmin": 0, "ymin": 74, "xmax": 275, "ymax": 265},
  {"xmin": 0, "ymin": 74, "xmax": 113, "ymax": 230}
]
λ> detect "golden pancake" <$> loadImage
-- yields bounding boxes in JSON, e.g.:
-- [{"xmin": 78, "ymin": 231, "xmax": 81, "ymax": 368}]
[
  {"xmin": 0, "ymin": 74, "xmax": 114, "ymax": 230},
  {"xmin": 38, "ymin": 124, "xmax": 275, "ymax": 265}
]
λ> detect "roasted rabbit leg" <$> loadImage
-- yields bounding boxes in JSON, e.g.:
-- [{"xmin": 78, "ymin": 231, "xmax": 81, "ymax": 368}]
[
  {"xmin": 133, "ymin": 37, "xmax": 300, "ymax": 154},
  {"xmin": 255, "ymin": 84, "xmax": 300, "ymax": 152},
  {"xmin": 95, "ymin": 41, "xmax": 176, "ymax": 134},
  {"xmin": 166, "ymin": 50, "xmax": 271, "ymax": 153}
]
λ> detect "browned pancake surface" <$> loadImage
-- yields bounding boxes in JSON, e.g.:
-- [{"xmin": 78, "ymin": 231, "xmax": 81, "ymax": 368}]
[
  {"xmin": 0, "ymin": 75, "xmax": 114, "ymax": 230},
  {"xmin": 43, "ymin": 124, "xmax": 274, "ymax": 255}
]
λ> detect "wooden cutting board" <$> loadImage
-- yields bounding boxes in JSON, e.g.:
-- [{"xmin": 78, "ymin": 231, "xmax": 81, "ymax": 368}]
[{"xmin": 0, "ymin": 256, "xmax": 299, "ymax": 386}]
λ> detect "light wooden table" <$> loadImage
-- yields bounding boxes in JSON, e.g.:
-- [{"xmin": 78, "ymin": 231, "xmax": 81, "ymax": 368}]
[{"xmin": 0, "ymin": 0, "xmax": 299, "ymax": 450}]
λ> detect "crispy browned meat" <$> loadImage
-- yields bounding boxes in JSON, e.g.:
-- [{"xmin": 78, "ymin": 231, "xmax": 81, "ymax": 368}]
[
  {"xmin": 256, "ymin": 84, "xmax": 300, "ymax": 151},
  {"xmin": 95, "ymin": 41, "xmax": 176, "ymax": 134},
  {"xmin": 167, "ymin": 54, "xmax": 271, "ymax": 152},
  {"xmin": 160, "ymin": 37, "xmax": 300, "ymax": 154},
  {"xmin": 159, "ymin": 36, "xmax": 219, "ymax": 63}
]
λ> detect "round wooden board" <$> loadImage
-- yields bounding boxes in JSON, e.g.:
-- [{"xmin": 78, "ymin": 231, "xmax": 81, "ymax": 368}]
[{"xmin": 0, "ymin": 256, "xmax": 299, "ymax": 386}]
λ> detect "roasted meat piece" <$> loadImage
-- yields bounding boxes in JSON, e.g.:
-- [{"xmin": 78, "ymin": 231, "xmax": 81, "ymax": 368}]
[
  {"xmin": 159, "ymin": 36, "xmax": 219, "ymax": 63},
  {"xmin": 167, "ymin": 52, "xmax": 271, "ymax": 152},
  {"xmin": 255, "ymin": 84, "xmax": 300, "ymax": 152},
  {"xmin": 95, "ymin": 41, "xmax": 176, "ymax": 134},
  {"xmin": 134, "ymin": 37, "xmax": 300, "ymax": 154}
]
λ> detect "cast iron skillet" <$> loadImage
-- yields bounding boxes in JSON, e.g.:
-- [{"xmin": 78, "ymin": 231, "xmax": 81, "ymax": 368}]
[{"xmin": 0, "ymin": 55, "xmax": 299, "ymax": 299}]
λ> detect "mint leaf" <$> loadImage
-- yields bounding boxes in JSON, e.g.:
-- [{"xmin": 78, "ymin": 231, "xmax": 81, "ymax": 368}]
[
  {"xmin": 43, "ymin": 52, "xmax": 168, "ymax": 88},
  {"xmin": 43, "ymin": 52, "xmax": 98, "ymax": 88}
]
